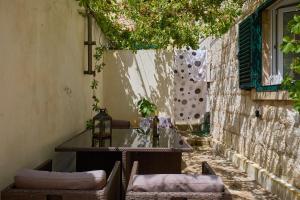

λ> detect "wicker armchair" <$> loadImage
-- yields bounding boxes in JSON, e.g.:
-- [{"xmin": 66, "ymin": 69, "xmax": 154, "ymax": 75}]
[
  {"xmin": 1, "ymin": 160, "xmax": 121, "ymax": 200},
  {"xmin": 126, "ymin": 161, "xmax": 231, "ymax": 200}
]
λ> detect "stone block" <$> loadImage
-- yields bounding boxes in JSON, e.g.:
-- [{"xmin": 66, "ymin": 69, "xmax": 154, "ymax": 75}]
[
  {"xmin": 236, "ymin": 136, "xmax": 246, "ymax": 155},
  {"xmin": 224, "ymin": 148, "xmax": 300, "ymax": 200},
  {"xmin": 209, "ymin": 37, "xmax": 223, "ymax": 52},
  {"xmin": 282, "ymin": 155, "xmax": 297, "ymax": 184},
  {"xmin": 211, "ymin": 50, "xmax": 222, "ymax": 68},
  {"xmin": 269, "ymin": 122, "xmax": 286, "ymax": 153},
  {"xmin": 252, "ymin": 144, "xmax": 265, "ymax": 165},
  {"xmin": 231, "ymin": 134, "xmax": 242, "ymax": 152},
  {"xmin": 217, "ymin": 110, "xmax": 226, "ymax": 125},
  {"xmin": 279, "ymin": 107, "xmax": 299, "ymax": 129},
  {"xmin": 220, "ymin": 46, "xmax": 231, "ymax": 65},
  {"xmin": 221, "ymin": 130, "xmax": 231, "ymax": 148},
  {"xmin": 293, "ymin": 159, "xmax": 300, "ymax": 189},
  {"xmin": 245, "ymin": 141, "xmax": 257, "ymax": 160},
  {"xmin": 284, "ymin": 131, "xmax": 300, "ymax": 158},
  {"xmin": 253, "ymin": 119, "xmax": 267, "ymax": 145},
  {"xmin": 230, "ymin": 113, "xmax": 241, "ymax": 134},
  {"xmin": 247, "ymin": 117, "xmax": 260, "ymax": 140},
  {"xmin": 239, "ymin": 116, "xmax": 250, "ymax": 138},
  {"xmin": 251, "ymin": 89, "xmax": 291, "ymax": 101},
  {"xmin": 261, "ymin": 121, "xmax": 273, "ymax": 146},
  {"xmin": 241, "ymin": 95, "xmax": 256, "ymax": 116},
  {"xmin": 199, "ymin": 37, "xmax": 213, "ymax": 49},
  {"xmin": 261, "ymin": 105, "xmax": 277, "ymax": 121}
]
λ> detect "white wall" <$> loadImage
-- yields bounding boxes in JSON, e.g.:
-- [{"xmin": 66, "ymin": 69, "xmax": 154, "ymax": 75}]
[
  {"xmin": 103, "ymin": 50, "xmax": 175, "ymax": 127},
  {"xmin": 0, "ymin": 0, "xmax": 102, "ymax": 190}
]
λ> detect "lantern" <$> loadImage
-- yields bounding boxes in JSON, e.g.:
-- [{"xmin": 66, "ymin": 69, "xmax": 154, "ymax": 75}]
[{"xmin": 92, "ymin": 108, "xmax": 112, "ymax": 147}]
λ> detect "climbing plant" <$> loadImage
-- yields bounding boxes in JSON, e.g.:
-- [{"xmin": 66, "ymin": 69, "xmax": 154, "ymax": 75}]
[
  {"xmin": 77, "ymin": 0, "xmax": 243, "ymax": 50},
  {"xmin": 281, "ymin": 6, "xmax": 300, "ymax": 112},
  {"xmin": 77, "ymin": 0, "xmax": 243, "ymax": 128},
  {"xmin": 86, "ymin": 45, "xmax": 106, "ymax": 129}
]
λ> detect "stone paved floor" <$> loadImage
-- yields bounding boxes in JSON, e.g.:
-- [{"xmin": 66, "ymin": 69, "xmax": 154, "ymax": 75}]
[{"xmin": 182, "ymin": 147, "xmax": 280, "ymax": 200}]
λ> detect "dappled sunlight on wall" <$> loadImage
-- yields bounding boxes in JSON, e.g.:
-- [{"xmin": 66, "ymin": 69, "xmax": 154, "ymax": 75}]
[
  {"xmin": 203, "ymin": 14, "xmax": 300, "ymax": 194},
  {"xmin": 103, "ymin": 50, "xmax": 174, "ymax": 126}
]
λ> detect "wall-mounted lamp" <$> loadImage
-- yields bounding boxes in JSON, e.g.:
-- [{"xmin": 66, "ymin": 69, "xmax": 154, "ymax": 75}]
[{"xmin": 255, "ymin": 110, "xmax": 261, "ymax": 118}]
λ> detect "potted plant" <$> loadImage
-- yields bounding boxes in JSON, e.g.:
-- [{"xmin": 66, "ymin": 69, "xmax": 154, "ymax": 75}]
[{"xmin": 137, "ymin": 98, "xmax": 157, "ymax": 131}]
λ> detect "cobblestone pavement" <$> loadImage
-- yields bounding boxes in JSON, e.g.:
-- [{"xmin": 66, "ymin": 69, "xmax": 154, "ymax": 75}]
[{"xmin": 182, "ymin": 147, "xmax": 280, "ymax": 200}]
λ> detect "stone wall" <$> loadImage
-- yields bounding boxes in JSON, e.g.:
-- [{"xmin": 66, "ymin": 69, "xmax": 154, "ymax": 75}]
[{"xmin": 201, "ymin": 0, "xmax": 300, "ymax": 199}]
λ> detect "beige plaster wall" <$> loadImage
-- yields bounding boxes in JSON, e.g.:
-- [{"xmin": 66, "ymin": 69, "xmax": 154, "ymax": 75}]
[
  {"xmin": 0, "ymin": 0, "xmax": 102, "ymax": 190},
  {"xmin": 102, "ymin": 50, "xmax": 175, "ymax": 127},
  {"xmin": 202, "ymin": 0, "xmax": 300, "ymax": 198}
]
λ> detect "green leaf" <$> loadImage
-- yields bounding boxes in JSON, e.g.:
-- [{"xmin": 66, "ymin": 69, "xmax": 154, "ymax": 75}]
[
  {"xmin": 282, "ymin": 36, "xmax": 292, "ymax": 43},
  {"xmin": 90, "ymin": 79, "xmax": 99, "ymax": 89},
  {"xmin": 281, "ymin": 42, "xmax": 296, "ymax": 53},
  {"xmin": 137, "ymin": 98, "xmax": 157, "ymax": 117},
  {"xmin": 86, "ymin": 119, "xmax": 94, "ymax": 129},
  {"xmin": 294, "ymin": 15, "xmax": 300, "ymax": 23},
  {"xmin": 291, "ymin": 22, "xmax": 300, "ymax": 34},
  {"xmin": 76, "ymin": 0, "xmax": 243, "ymax": 50}
]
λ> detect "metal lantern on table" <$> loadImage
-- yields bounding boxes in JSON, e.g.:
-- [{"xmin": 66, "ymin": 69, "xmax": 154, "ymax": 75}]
[{"xmin": 92, "ymin": 108, "xmax": 112, "ymax": 147}]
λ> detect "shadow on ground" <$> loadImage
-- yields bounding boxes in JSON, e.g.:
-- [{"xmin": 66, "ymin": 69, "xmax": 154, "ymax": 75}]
[{"xmin": 182, "ymin": 147, "xmax": 280, "ymax": 200}]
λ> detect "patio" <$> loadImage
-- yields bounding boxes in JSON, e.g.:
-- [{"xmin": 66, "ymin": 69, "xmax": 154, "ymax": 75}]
[
  {"xmin": 1, "ymin": 0, "xmax": 300, "ymax": 200},
  {"xmin": 182, "ymin": 145, "xmax": 280, "ymax": 200}
]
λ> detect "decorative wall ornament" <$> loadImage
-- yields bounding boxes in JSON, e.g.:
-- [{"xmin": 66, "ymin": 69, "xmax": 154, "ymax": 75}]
[{"xmin": 173, "ymin": 49, "xmax": 208, "ymax": 123}]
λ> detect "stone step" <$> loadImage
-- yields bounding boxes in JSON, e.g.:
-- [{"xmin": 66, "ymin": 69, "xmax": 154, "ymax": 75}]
[
  {"xmin": 175, "ymin": 124, "xmax": 201, "ymax": 131},
  {"xmin": 187, "ymin": 138, "xmax": 211, "ymax": 147},
  {"xmin": 178, "ymin": 130, "xmax": 212, "ymax": 147}
]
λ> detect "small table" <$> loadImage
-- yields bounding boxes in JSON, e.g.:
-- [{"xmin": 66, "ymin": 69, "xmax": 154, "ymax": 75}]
[{"xmin": 55, "ymin": 128, "xmax": 192, "ymax": 197}]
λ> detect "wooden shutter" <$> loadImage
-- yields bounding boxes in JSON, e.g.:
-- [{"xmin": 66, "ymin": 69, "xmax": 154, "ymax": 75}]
[
  {"xmin": 238, "ymin": 14, "xmax": 255, "ymax": 89},
  {"xmin": 238, "ymin": 0, "xmax": 277, "ymax": 90}
]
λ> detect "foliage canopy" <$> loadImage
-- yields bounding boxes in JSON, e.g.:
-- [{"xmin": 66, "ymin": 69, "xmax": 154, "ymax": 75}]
[
  {"xmin": 76, "ymin": 0, "xmax": 243, "ymax": 50},
  {"xmin": 77, "ymin": 0, "xmax": 243, "ymax": 127}
]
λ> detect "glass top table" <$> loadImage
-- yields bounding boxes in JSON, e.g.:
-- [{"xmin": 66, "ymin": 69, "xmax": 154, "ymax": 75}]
[{"xmin": 55, "ymin": 128, "xmax": 192, "ymax": 152}]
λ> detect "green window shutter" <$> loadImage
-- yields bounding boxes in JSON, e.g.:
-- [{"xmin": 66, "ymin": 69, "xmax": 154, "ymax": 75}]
[
  {"xmin": 238, "ymin": 0, "xmax": 277, "ymax": 90},
  {"xmin": 252, "ymin": 11, "xmax": 262, "ymax": 88},
  {"xmin": 238, "ymin": 14, "xmax": 256, "ymax": 89}
]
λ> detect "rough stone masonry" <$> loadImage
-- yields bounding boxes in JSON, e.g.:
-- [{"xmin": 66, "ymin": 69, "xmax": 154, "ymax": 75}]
[{"xmin": 200, "ymin": 0, "xmax": 300, "ymax": 199}]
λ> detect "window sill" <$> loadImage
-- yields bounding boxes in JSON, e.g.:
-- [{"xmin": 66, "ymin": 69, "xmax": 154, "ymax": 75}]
[{"xmin": 251, "ymin": 88, "xmax": 292, "ymax": 101}]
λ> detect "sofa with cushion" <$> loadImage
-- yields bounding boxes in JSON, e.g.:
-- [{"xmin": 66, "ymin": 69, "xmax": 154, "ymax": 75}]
[
  {"xmin": 126, "ymin": 161, "xmax": 231, "ymax": 200},
  {"xmin": 1, "ymin": 160, "xmax": 121, "ymax": 200}
]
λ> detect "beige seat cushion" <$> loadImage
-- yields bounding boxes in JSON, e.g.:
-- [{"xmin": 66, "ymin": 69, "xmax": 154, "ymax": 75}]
[
  {"xmin": 15, "ymin": 169, "xmax": 106, "ymax": 190},
  {"xmin": 131, "ymin": 174, "xmax": 224, "ymax": 192}
]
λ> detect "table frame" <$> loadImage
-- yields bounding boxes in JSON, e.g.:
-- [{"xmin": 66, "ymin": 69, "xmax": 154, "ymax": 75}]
[{"xmin": 55, "ymin": 129, "xmax": 193, "ymax": 199}]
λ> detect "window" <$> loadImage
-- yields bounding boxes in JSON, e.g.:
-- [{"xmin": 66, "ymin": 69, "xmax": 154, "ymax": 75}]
[
  {"xmin": 238, "ymin": 0, "xmax": 300, "ymax": 91},
  {"xmin": 269, "ymin": 2, "xmax": 300, "ymax": 85}
]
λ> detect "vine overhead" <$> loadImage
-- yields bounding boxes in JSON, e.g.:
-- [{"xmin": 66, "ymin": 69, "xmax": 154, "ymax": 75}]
[
  {"xmin": 78, "ymin": 0, "xmax": 243, "ymax": 128},
  {"xmin": 76, "ymin": 0, "xmax": 243, "ymax": 50}
]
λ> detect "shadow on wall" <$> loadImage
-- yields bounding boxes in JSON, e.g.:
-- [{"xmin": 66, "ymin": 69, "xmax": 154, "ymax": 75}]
[
  {"xmin": 102, "ymin": 49, "xmax": 175, "ymax": 126},
  {"xmin": 208, "ymin": 24, "xmax": 300, "ymax": 187}
]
